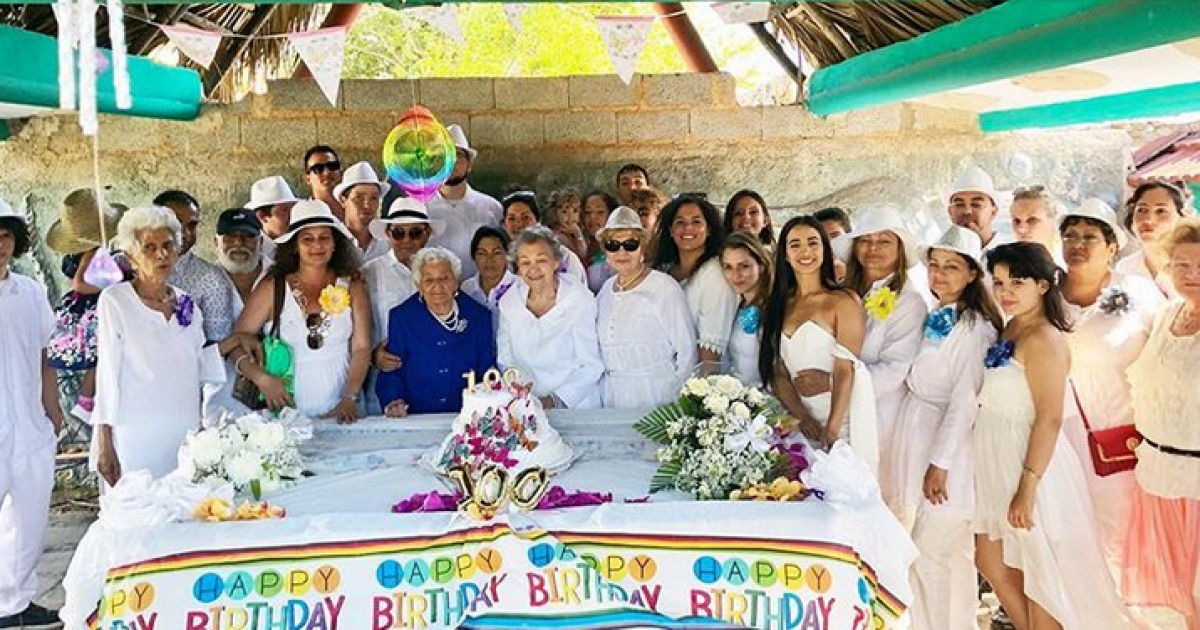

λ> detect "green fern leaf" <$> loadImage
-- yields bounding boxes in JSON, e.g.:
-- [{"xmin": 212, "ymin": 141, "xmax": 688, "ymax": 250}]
[
  {"xmin": 633, "ymin": 402, "xmax": 685, "ymax": 444},
  {"xmin": 649, "ymin": 459, "xmax": 682, "ymax": 493}
]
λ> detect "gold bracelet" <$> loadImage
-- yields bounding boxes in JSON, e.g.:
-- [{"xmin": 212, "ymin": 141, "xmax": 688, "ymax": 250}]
[{"xmin": 1022, "ymin": 466, "xmax": 1041, "ymax": 481}]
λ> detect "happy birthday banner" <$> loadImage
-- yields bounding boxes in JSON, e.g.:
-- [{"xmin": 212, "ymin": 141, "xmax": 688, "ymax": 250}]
[{"xmin": 88, "ymin": 523, "xmax": 905, "ymax": 630}]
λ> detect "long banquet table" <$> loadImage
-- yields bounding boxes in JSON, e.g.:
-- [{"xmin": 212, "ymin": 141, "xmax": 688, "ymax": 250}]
[{"xmin": 63, "ymin": 410, "xmax": 916, "ymax": 630}]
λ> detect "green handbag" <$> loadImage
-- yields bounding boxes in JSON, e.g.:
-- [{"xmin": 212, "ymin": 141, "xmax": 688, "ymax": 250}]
[{"xmin": 232, "ymin": 277, "xmax": 294, "ymax": 408}]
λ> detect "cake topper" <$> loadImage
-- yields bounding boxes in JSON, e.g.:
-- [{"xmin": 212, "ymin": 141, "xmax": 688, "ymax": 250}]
[{"xmin": 447, "ymin": 463, "xmax": 551, "ymax": 520}]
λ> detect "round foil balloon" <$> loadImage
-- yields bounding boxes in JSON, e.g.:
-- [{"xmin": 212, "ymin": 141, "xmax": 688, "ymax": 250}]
[{"xmin": 382, "ymin": 106, "xmax": 457, "ymax": 203}]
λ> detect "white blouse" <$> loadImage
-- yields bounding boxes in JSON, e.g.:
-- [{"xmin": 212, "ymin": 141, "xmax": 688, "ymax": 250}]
[
  {"xmin": 497, "ymin": 276, "xmax": 605, "ymax": 409},
  {"xmin": 861, "ymin": 275, "xmax": 930, "ymax": 428},
  {"xmin": 0, "ymin": 273, "xmax": 56, "ymax": 450},
  {"xmin": 92, "ymin": 282, "xmax": 224, "ymax": 479},
  {"xmin": 596, "ymin": 271, "xmax": 697, "ymax": 408},
  {"xmin": 679, "ymin": 258, "xmax": 739, "ymax": 356},
  {"xmin": 1115, "ymin": 250, "xmax": 1175, "ymax": 298},
  {"xmin": 726, "ymin": 306, "xmax": 762, "ymax": 388},
  {"xmin": 362, "ymin": 251, "xmax": 416, "ymax": 346}
]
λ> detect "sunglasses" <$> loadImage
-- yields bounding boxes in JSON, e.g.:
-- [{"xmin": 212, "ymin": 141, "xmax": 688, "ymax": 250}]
[
  {"xmin": 307, "ymin": 161, "xmax": 341, "ymax": 175},
  {"xmin": 306, "ymin": 313, "xmax": 326, "ymax": 350},
  {"xmin": 388, "ymin": 226, "xmax": 428, "ymax": 240},
  {"xmin": 604, "ymin": 238, "xmax": 641, "ymax": 253}
]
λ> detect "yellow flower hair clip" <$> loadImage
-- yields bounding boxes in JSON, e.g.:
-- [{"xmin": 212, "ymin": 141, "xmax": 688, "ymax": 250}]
[
  {"xmin": 864, "ymin": 286, "xmax": 898, "ymax": 321},
  {"xmin": 319, "ymin": 285, "xmax": 351, "ymax": 316}
]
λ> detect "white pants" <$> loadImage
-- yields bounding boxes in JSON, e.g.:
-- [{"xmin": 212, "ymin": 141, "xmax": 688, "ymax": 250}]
[
  {"xmin": 0, "ymin": 436, "xmax": 55, "ymax": 616},
  {"xmin": 909, "ymin": 506, "xmax": 977, "ymax": 630}
]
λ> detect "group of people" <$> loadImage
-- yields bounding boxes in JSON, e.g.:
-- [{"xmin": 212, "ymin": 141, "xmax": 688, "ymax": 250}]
[{"xmin": 0, "ymin": 120, "xmax": 1197, "ymax": 630}]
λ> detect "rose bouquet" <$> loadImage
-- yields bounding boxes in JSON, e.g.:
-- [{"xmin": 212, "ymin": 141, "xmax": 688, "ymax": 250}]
[
  {"xmin": 634, "ymin": 375, "xmax": 808, "ymax": 500},
  {"xmin": 178, "ymin": 409, "xmax": 309, "ymax": 499}
]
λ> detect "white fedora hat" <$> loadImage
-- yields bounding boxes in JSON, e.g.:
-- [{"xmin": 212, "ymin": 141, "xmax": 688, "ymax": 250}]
[
  {"xmin": 919, "ymin": 225, "xmax": 983, "ymax": 266},
  {"xmin": 948, "ymin": 165, "xmax": 998, "ymax": 204},
  {"xmin": 333, "ymin": 161, "xmax": 392, "ymax": 200},
  {"xmin": 274, "ymin": 199, "xmax": 355, "ymax": 244},
  {"xmin": 245, "ymin": 176, "xmax": 300, "ymax": 211},
  {"xmin": 1060, "ymin": 197, "xmax": 1127, "ymax": 249},
  {"xmin": 446, "ymin": 124, "xmax": 477, "ymax": 161},
  {"xmin": 831, "ymin": 205, "xmax": 921, "ymax": 268},
  {"xmin": 0, "ymin": 197, "xmax": 25, "ymax": 223},
  {"xmin": 369, "ymin": 198, "xmax": 445, "ymax": 241},
  {"xmin": 596, "ymin": 206, "xmax": 646, "ymax": 241}
]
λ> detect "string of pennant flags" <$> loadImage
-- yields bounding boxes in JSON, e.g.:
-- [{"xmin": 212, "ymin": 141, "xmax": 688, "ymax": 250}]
[{"xmin": 143, "ymin": 2, "xmax": 774, "ymax": 107}]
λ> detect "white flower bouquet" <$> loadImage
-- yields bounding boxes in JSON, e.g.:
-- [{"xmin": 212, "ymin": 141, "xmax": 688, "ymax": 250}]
[
  {"xmin": 178, "ymin": 408, "xmax": 310, "ymax": 499},
  {"xmin": 634, "ymin": 375, "xmax": 808, "ymax": 500}
]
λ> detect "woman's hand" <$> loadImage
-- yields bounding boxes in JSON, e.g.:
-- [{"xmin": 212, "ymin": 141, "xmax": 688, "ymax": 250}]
[
  {"xmin": 923, "ymin": 465, "xmax": 949, "ymax": 505},
  {"xmin": 373, "ymin": 341, "xmax": 402, "ymax": 373},
  {"xmin": 325, "ymin": 397, "xmax": 361, "ymax": 424},
  {"xmin": 793, "ymin": 369, "xmax": 832, "ymax": 397},
  {"xmin": 234, "ymin": 333, "xmax": 264, "ymax": 365},
  {"xmin": 384, "ymin": 399, "xmax": 409, "ymax": 418},
  {"xmin": 96, "ymin": 431, "xmax": 122, "ymax": 487},
  {"xmin": 820, "ymin": 427, "xmax": 838, "ymax": 451},
  {"xmin": 255, "ymin": 373, "xmax": 294, "ymax": 410},
  {"xmin": 1007, "ymin": 485, "xmax": 1037, "ymax": 530}
]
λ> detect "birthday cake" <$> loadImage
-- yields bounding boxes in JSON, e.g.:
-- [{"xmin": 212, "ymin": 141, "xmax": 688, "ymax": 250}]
[{"xmin": 425, "ymin": 380, "xmax": 575, "ymax": 474}]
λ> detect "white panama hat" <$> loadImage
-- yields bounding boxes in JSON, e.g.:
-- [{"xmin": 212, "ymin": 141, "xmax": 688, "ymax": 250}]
[
  {"xmin": 948, "ymin": 165, "xmax": 998, "ymax": 204},
  {"xmin": 333, "ymin": 161, "xmax": 392, "ymax": 200},
  {"xmin": 1059, "ymin": 197, "xmax": 1127, "ymax": 249},
  {"xmin": 369, "ymin": 198, "xmax": 445, "ymax": 241},
  {"xmin": 447, "ymin": 124, "xmax": 478, "ymax": 161},
  {"xmin": 245, "ymin": 176, "xmax": 300, "ymax": 211},
  {"xmin": 596, "ymin": 206, "xmax": 646, "ymax": 241},
  {"xmin": 919, "ymin": 225, "xmax": 984, "ymax": 267},
  {"xmin": 831, "ymin": 204, "xmax": 922, "ymax": 268},
  {"xmin": 274, "ymin": 199, "xmax": 355, "ymax": 244},
  {"xmin": 0, "ymin": 197, "xmax": 25, "ymax": 223}
]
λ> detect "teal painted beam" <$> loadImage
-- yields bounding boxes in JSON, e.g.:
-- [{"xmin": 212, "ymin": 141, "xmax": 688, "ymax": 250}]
[
  {"xmin": 979, "ymin": 81, "xmax": 1200, "ymax": 132},
  {"xmin": 0, "ymin": 25, "xmax": 201, "ymax": 121},
  {"xmin": 0, "ymin": 121, "xmax": 9, "ymax": 141},
  {"xmin": 809, "ymin": 0, "xmax": 1200, "ymax": 116}
]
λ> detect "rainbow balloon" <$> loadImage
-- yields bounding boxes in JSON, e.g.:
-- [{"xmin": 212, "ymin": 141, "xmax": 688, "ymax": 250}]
[{"xmin": 382, "ymin": 106, "xmax": 457, "ymax": 203}]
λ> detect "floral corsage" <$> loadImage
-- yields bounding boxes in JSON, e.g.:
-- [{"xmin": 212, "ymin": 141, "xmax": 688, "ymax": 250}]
[
  {"xmin": 318, "ymin": 285, "xmax": 351, "ymax": 315},
  {"xmin": 923, "ymin": 306, "xmax": 957, "ymax": 341},
  {"xmin": 738, "ymin": 305, "xmax": 761, "ymax": 335},
  {"xmin": 864, "ymin": 286, "xmax": 898, "ymax": 321},
  {"xmin": 175, "ymin": 294, "xmax": 195, "ymax": 328},
  {"xmin": 1097, "ymin": 286, "xmax": 1131, "ymax": 315},
  {"xmin": 984, "ymin": 340, "xmax": 1015, "ymax": 369}
]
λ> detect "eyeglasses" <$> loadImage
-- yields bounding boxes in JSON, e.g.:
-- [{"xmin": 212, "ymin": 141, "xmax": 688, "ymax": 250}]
[
  {"xmin": 388, "ymin": 226, "xmax": 428, "ymax": 240},
  {"xmin": 1062, "ymin": 233, "xmax": 1106, "ymax": 246},
  {"xmin": 307, "ymin": 161, "xmax": 341, "ymax": 175},
  {"xmin": 604, "ymin": 238, "xmax": 641, "ymax": 253}
]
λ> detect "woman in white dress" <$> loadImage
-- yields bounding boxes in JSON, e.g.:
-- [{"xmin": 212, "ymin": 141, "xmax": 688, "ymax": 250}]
[
  {"xmin": 975, "ymin": 242, "xmax": 1135, "ymax": 630},
  {"xmin": 719, "ymin": 233, "xmax": 772, "ymax": 388},
  {"xmin": 833, "ymin": 208, "xmax": 929, "ymax": 498},
  {"xmin": 1117, "ymin": 182, "xmax": 1188, "ymax": 297},
  {"xmin": 759, "ymin": 216, "xmax": 878, "ymax": 470},
  {"xmin": 231, "ymin": 200, "xmax": 372, "ymax": 422},
  {"xmin": 651, "ymin": 194, "xmax": 739, "ymax": 374},
  {"xmin": 1122, "ymin": 219, "xmax": 1200, "ymax": 627},
  {"xmin": 93, "ymin": 206, "xmax": 224, "ymax": 485},
  {"xmin": 498, "ymin": 226, "xmax": 604, "ymax": 409},
  {"xmin": 890, "ymin": 226, "xmax": 1002, "ymax": 630},
  {"xmin": 596, "ymin": 207, "xmax": 696, "ymax": 408},
  {"xmin": 1057, "ymin": 199, "xmax": 1163, "ymax": 577}
]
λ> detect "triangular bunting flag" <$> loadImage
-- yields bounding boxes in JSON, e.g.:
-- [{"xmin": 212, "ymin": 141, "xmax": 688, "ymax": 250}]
[
  {"xmin": 288, "ymin": 26, "xmax": 348, "ymax": 107},
  {"xmin": 595, "ymin": 16, "xmax": 655, "ymax": 85},
  {"xmin": 412, "ymin": 5, "xmax": 467, "ymax": 45},
  {"xmin": 160, "ymin": 23, "xmax": 222, "ymax": 69},
  {"xmin": 710, "ymin": 2, "xmax": 773, "ymax": 25},
  {"xmin": 502, "ymin": 4, "xmax": 527, "ymax": 36}
]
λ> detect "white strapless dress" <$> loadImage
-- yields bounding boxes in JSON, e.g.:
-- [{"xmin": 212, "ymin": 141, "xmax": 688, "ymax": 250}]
[
  {"xmin": 973, "ymin": 362, "xmax": 1136, "ymax": 629},
  {"xmin": 780, "ymin": 321, "xmax": 879, "ymax": 473}
]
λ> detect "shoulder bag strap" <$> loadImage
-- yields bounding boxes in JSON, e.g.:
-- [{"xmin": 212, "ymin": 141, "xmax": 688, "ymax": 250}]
[
  {"xmin": 270, "ymin": 275, "xmax": 286, "ymax": 337},
  {"xmin": 1069, "ymin": 379, "xmax": 1092, "ymax": 432}
]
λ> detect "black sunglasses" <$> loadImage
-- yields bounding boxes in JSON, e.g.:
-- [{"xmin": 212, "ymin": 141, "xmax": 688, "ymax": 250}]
[
  {"xmin": 307, "ymin": 161, "xmax": 341, "ymax": 175},
  {"xmin": 306, "ymin": 313, "xmax": 325, "ymax": 350},
  {"xmin": 388, "ymin": 226, "xmax": 428, "ymax": 240},
  {"xmin": 604, "ymin": 238, "xmax": 641, "ymax": 253}
]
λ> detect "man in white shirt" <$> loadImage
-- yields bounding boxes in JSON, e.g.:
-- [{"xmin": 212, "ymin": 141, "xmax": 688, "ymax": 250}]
[
  {"xmin": 246, "ymin": 175, "xmax": 300, "ymax": 266},
  {"xmin": 427, "ymin": 125, "xmax": 502, "ymax": 277},
  {"xmin": 947, "ymin": 165, "xmax": 1009, "ymax": 255},
  {"xmin": 303, "ymin": 145, "xmax": 345, "ymax": 222},
  {"xmin": 0, "ymin": 199, "xmax": 66, "ymax": 630},
  {"xmin": 334, "ymin": 161, "xmax": 391, "ymax": 263}
]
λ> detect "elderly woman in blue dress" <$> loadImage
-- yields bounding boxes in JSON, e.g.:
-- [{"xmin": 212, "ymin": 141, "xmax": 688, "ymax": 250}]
[
  {"xmin": 498, "ymin": 226, "xmax": 604, "ymax": 409},
  {"xmin": 377, "ymin": 247, "xmax": 496, "ymax": 416},
  {"xmin": 92, "ymin": 206, "xmax": 225, "ymax": 486},
  {"xmin": 596, "ymin": 206, "xmax": 696, "ymax": 407}
]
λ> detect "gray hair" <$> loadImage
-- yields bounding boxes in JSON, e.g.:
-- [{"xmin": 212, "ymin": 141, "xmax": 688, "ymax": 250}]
[
  {"xmin": 115, "ymin": 205, "xmax": 182, "ymax": 255},
  {"xmin": 411, "ymin": 246, "xmax": 462, "ymax": 285},
  {"xmin": 509, "ymin": 225, "xmax": 566, "ymax": 266}
]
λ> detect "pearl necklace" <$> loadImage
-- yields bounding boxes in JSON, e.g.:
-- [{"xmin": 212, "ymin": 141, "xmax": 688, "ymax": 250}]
[
  {"xmin": 429, "ymin": 300, "xmax": 468, "ymax": 333},
  {"xmin": 615, "ymin": 266, "xmax": 648, "ymax": 292}
]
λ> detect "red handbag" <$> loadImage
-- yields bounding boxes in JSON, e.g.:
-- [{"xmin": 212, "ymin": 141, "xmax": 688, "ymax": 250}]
[{"xmin": 1070, "ymin": 381, "xmax": 1141, "ymax": 477}]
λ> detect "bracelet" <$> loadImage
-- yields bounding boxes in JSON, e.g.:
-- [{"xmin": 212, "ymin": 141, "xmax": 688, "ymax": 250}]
[
  {"xmin": 1022, "ymin": 466, "xmax": 1041, "ymax": 481},
  {"xmin": 234, "ymin": 354, "xmax": 252, "ymax": 376}
]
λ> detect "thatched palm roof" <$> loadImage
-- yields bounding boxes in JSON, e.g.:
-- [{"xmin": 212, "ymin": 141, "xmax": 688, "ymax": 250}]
[{"xmin": 2, "ymin": 1, "xmax": 996, "ymax": 102}]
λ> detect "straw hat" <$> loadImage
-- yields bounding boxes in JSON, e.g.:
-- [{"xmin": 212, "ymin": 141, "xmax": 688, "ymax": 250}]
[
  {"xmin": 368, "ymin": 198, "xmax": 445, "ymax": 241},
  {"xmin": 274, "ymin": 200, "xmax": 355, "ymax": 244},
  {"xmin": 46, "ymin": 189, "xmax": 124, "ymax": 254},
  {"xmin": 0, "ymin": 198, "xmax": 24, "ymax": 223},
  {"xmin": 244, "ymin": 176, "xmax": 300, "ymax": 211},
  {"xmin": 948, "ymin": 165, "xmax": 998, "ymax": 204},
  {"xmin": 1060, "ymin": 197, "xmax": 1127, "ymax": 249},
  {"xmin": 333, "ymin": 161, "xmax": 391, "ymax": 200},
  {"xmin": 596, "ymin": 206, "xmax": 645, "ymax": 241},
  {"xmin": 918, "ymin": 225, "xmax": 983, "ymax": 266},
  {"xmin": 831, "ymin": 205, "xmax": 921, "ymax": 268},
  {"xmin": 447, "ymin": 124, "xmax": 477, "ymax": 161}
]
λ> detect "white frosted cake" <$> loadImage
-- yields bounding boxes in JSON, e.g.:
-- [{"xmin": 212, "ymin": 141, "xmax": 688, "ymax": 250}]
[{"xmin": 427, "ymin": 381, "xmax": 574, "ymax": 473}]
